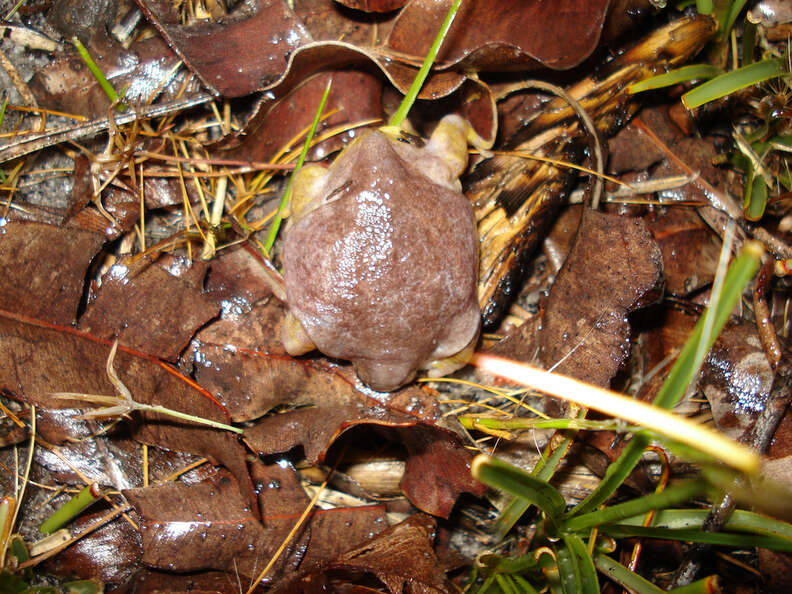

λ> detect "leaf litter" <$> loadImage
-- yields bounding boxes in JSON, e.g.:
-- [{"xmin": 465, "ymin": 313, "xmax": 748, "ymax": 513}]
[{"xmin": 0, "ymin": 0, "xmax": 792, "ymax": 591}]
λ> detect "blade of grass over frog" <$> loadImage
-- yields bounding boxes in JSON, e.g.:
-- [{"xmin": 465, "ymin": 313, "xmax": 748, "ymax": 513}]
[
  {"xmin": 682, "ymin": 59, "xmax": 785, "ymax": 109},
  {"xmin": 39, "ymin": 483, "xmax": 102, "ymax": 535},
  {"xmin": 262, "ymin": 78, "xmax": 332, "ymax": 254},
  {"xmin": 567, "ymin": 239, "xmax": 762, "ymax": 516},
  {"xmin": 563, "ymin": 481, "xmax": 708, "ymax": 533},
  {"xmin": 471, "ymin": 455, "xmax": 566, "ymax": 520},
  {"xmin": 473, "ymin": 354, "xmax": 759, "ymax": 474},
  {"xmin": 388, "ymin": 0, "xmax": 462, "ymax": 128},
  {"xmin": 618, "ymin": 509, "xmax": 792, "ymax": 541},
  {"xmin": 627, "ymin": 64, "xmax": 721, "ymax": 94},
  {"xmin": 71, "ymin": 37, "xmax": 126, "ymax": 111},
  {"xmin": 460, "ymin": 415, "xmax": 641, "ymax": 433},
  {"xmin": 600, "ymin": 524, "xmax": 792, "ymax": 552}
]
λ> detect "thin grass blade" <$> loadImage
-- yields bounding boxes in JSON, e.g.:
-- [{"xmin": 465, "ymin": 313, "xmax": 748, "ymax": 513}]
[
  {"xmin": 683, "ymin": 59, "xmax": 786, "ymax": 109},
  {"xmin": 472, "ymin": 455, "xmax": 566, "ymax": 520}
]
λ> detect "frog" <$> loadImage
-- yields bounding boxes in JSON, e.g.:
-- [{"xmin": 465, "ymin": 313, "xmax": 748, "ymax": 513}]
[{"xmin": 280, "ymin": 114, "xmax": 488, "ymax": 392}]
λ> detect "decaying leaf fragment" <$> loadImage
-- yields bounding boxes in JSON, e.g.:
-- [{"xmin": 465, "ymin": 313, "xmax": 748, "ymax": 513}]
[
  {"xmin": 490, "ymin": 208, "xmax": 664, "ymax": 393},
  {"xmin": 272, "ymin": 514, "xmax": 453, "ymax": 593}
]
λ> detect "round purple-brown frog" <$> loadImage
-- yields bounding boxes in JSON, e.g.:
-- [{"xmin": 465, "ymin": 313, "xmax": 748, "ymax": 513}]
[{"xmin": 281, "ymin": 115, "xmax": 484, "ymax": 391}]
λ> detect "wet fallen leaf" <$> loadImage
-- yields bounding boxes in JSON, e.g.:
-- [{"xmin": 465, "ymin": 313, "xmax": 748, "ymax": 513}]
[
  {"xmin": 30, "ymin": 35, "xmax": 198, "ymax": 117},
  {"xmin": 41, "ymin": 509, "xmax": 142, "ymax": 587},
  {"xmin": 0, "ymin": 221, "xmax": 105, "ymax": 325},
  {"xmin": 0, "ymin": 313, "xmax": 256, "ymax": 513},
  {"xmin": 124, "ymin": 461, "xmax": 387, "ymax": 584},
  {"xmin": 386, "ymin": 0, "xmax": 610, "ymax": 71},
  {"xmin": 490, "ymin": 208, "xmax": 664, "ymax": 390},
  {"xmin": 79, "ymin": 255, "xmax": 219, "ymax": 361},
  {"xmin": 134, "ymin": 0, "xmax": 312, "ymax": 97},
  {"xmin": 272, "ymin": 514, "xmax": 452, "ymax": 593}
]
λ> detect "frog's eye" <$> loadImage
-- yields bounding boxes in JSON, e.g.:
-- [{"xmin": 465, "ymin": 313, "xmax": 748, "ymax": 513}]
[
  {"xmin": 395, "ymin": 131, "xmax": 424, "ymax": 147},
  {"xmin": 324, "ymin": 180, "xmax": 353, "ymax": 204},
  {"xmin": 378, "ymin": 125, "xmax": 425, "ymax": 147}
]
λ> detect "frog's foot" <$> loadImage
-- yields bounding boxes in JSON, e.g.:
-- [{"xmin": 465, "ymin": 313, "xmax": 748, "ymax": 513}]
[
  {"xmin": 425, "ymin": 114, "xmax": 493, "ymax": 180},
  {"xmin": 281, "ymin": 311, "xmax": 316, "ymax": 356},
  {"xmin": 424, "ymin": 332, "xmax": 478, "ymax": 379},
  {"xmin": 356, "ymin": 359, "xmax": 418, "ymax": 393}
]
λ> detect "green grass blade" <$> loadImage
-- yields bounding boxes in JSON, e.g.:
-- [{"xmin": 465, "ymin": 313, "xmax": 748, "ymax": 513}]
[
  {"xmin": 627, "ymin": 64, "xmax": 721, "ymax": 94},
  {"xmin": 695, "ymin": 0, "xmax": 713, "ymax": 15},
  {"xmin": 721, "ymin": 0, "xmax": 749, "ymax": 40},
  {"xmin": 388, "ymin": 0, "xmax": 462, "ymax": 128},
  {"xmin": 563, "ymin": 534, "xmax": 599, "ymax": 594},
  {"xmin": 594, "ymin": 553, "xmax": 664, "ymax": 594},
  {"xmin": 262, "ymin": 79, "xmax": 332, "ymax": 254},
  {"xmin": 472, "ymin": 455, "xmax": 566, "ymax": 520},
  {"xmin": 495, "ymin": 574, "xmax": 519, "ymax": 594},
  {"xmin": 478, "ymin": 552, "xmax": 541, "ymax": 574},
  {"xmin": 600, "ymin": 524, "xmax": 792, "ymax": 552},
  {"xmin": 569, "ymin": 241, "xmax": 762, "ymax": 516},
  {"xmin": 554, "ymin": 541, "xmax": 580, "ymax": 594},
  {"xmin": 71, "ymin": 37, "xmax": 126, "ymax": 111},
  {"xmin": 39, "ymin": 483, "xmax": 102, "ymax": 535},
  {"xmin": 512, "ymin": 575, "xmax": 540, "ymax": 594},
  {"xmin": 742, "ymin": 20, "xmax": 757, "ymax": 65},
  {"xmin": 563, "ymin": 481, "xmax": 707, "ymax": 533},
  {"xmin": 555, "ymin": 535, "xmax": 598, "ymax": 594},
  {"xmin": 682, "ymin": 59, "xmax": 786, "ymax": 109},
  {"xmin": 668, "ymin": 576, "xmax": 721, "ymax": 594},
  {"xmin": 744, "ymin": 166, "xmax": 768, "ymax": 221},
  {"xmin": 617, "ymin": 508, "xmax": 792, "ymax": 541}
]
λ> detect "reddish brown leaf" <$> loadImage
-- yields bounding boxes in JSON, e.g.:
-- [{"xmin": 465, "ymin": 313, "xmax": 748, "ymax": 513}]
[
  {"xmin": 536, "ymin": 209, "xmax": 663, "ymax": 385},
  {"xmin": 29, "ymin": 35, "xmax": 197, "ymax": 117},
  {"xmin": 273, "ymin": 515, "xmax": 452, "ymax": 593},
  {"xmin": 645, "ymin": 207, "xmax": 721, "ymax": 296},
  {"xmin": 124, "ymin": 472, "xmax": 269, "ymax": 575},
  {"xmin": 0, "ymin": 221, "xmax": 105, "ymax": 325},
  {"xmin": 294, "ymin": 0, "xmax": 398, "ymax": 45},
  {"xmin": 134, "ymin": 0, "xmax": 312, "ymax": 97},
  {"xmin": 490, "ymin": 209, "xmax": 664, "ymax": 391},
  {"xmin": 42, "ymin": 509, "xmax": 142, "ymax": 586},
  {"xmin": 127, "ymin": 570, "xmax": 266, "ymax": 593},
  {"xmin": 124, "ymin": 461, "xmax": 388, "ymax": 585},
  {"xmin": 79, "ymin": 255, "xmax": 219, "ymax": 361},
  {"xmin": 213, "ymin": 69, "xmax": 383, "ymax": 164},
  {"xmin": 386, "ymin": 0, "xmax": 610, "ymax": 71}
]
